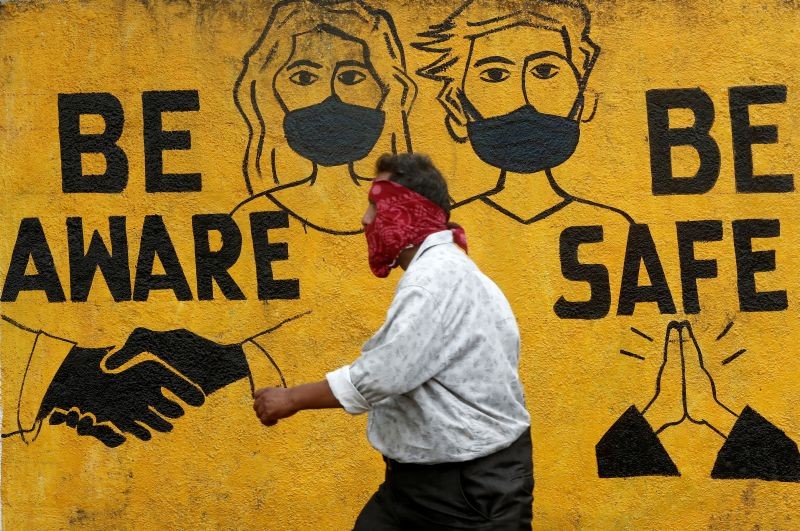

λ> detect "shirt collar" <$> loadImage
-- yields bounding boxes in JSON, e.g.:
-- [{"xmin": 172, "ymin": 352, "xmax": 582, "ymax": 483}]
[{"xmin": 407, "ymin": 230, "xmax": 454, "ymax": 269}]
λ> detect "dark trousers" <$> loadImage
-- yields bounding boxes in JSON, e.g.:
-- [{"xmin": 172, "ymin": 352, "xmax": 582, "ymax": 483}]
[{"xmin": 354, "ymin": 429, "xmax": 533, "ymax": 530}]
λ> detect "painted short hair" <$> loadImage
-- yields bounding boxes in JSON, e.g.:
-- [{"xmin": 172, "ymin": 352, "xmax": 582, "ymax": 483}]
[{"xmin": 413, "ymin": 0, "xmax": 599, "ymax": 130}]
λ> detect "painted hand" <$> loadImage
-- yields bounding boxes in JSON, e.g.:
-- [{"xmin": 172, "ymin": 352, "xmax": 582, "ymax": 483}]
[
  {"xmin": 642, "ymin": 321, "xmax": 686, "ymax": 434},
  {"xmin": 681, "ymin": 322, "xmax": 738, "ymax": 437},
  {"xmin": 253, "ymin": 387, "xmax": 297, "ymax": 427},
  {"xmin": 37, "ymin": 346, "xmax": 205, "ymax": 447},
  {"xmin": 104, "ymin": 328, "xmax": 250, "ymax": 395}
]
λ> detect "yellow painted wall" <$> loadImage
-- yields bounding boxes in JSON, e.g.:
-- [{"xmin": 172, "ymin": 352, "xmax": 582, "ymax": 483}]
[{"xmin": 1, "ymin": 0, "xmax": 799, "ymax": 528}]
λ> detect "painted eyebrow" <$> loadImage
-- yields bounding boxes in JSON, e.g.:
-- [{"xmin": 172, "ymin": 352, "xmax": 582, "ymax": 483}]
[
  {"xmin": 335, "ymin": 59, "xmax": 368, "ymax": 69},
  {"xmin": 473, "ymin": 56, "xmax": 516, "ymax": 68},
  {"xmin": 524, "ymin": 51, "xmax": 569, "ymax": 64},
  {"xmin": 287, "ymin": 59, "xmax": 323, "ymax": 70}
]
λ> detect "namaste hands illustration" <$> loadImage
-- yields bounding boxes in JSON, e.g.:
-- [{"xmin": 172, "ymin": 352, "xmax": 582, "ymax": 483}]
[
  {"xmin": 642, "ymin": 321, "xmax": 738, "ymax": 438},
  {"xmin": 598, "ymin": 320, "xmax": 800, "ymax": 481}
]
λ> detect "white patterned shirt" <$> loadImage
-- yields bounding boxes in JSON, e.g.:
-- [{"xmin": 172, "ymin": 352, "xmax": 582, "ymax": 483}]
[{"xmin": 326, "ymin": 230, "xmax": 530, "ymax": 464}]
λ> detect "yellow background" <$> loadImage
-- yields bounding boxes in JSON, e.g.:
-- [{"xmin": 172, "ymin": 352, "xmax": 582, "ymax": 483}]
[{"xmin": 1, "ymin": 0, "xmax": 799, "ymax": 529}]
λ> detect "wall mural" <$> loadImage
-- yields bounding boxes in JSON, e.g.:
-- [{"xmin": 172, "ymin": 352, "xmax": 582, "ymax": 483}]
[
  {"xmin": 1, "ymin": 0, "xmax": 799, "ymax": 528},
  {"xmin": 2, "ymin": 312, "xmax": 300, "ymax": 447}
]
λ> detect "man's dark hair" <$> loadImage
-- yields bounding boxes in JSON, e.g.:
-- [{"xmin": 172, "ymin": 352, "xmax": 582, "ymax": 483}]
[{"xmin": 375, "ymin": 153, "xmax": 451, "ymax": 215}]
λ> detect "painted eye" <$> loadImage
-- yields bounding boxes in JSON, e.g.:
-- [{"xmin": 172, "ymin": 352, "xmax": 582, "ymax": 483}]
[
  {"xmin": 530, "ymin": 63, "xmax": 560, "ymax": 80},
  {"xmin": 289, "ymin": 70, "xmax": 319, "ymax": 86},
  {"xmin": 479, "ymin": 68, "xmax": 511, "ymax": 83},
  {"xmin": 337, "ymin": 70, "xmax": 366, "ymax": 85}
]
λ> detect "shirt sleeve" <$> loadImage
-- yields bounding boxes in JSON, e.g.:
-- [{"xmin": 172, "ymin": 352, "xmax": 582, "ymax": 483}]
[
  {"xmin": 326, "ymin": 365, "xmax": 369, "ymax": 414},
  {"xmin": 345, "ymin": 285, "xmax": 447, "ymax": 410}
]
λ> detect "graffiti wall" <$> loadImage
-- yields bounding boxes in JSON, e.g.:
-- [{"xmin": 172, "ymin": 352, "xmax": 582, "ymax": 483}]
[{"xmin": 2, "ymin": 0, "xmax": 799, "ymax": 528}]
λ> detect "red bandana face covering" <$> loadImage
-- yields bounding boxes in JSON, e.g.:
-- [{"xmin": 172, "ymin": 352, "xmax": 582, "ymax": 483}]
[{"xmin": 365, "ymin": 179, "xmax": 468, "ymax": 278}]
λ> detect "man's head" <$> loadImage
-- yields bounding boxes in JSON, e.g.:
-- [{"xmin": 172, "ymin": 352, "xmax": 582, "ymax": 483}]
[
  {"xmin": 363, "ymin": 153, "xmax": 451, "ymax": 226},
  {"xmin": 363, "ymin": 154, "xmax": 462, "ymax": 277},
  {"xmin": 416, "ymin": 0, "xmax": 598, "ymax": 131}
]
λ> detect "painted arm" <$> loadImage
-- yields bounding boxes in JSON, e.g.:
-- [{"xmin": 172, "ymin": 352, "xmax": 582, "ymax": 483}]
[
  {"xmin": 1, "ymin": 315, "xmax": 75, "ymax": 443},
  {"xmin": 103, "ymin": 313, "xmax": 306, "ymax": 396},
  {"xmin": 36, "ymin": 317, "xmax": 301, "ymax": 447},
  {"xmin": 711, "ymin": 406, "xmax": 800, "ymax": 482}
]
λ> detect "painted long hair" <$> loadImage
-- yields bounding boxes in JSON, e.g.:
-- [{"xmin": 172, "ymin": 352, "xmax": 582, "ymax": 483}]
[{"xmin": 234, "ymin": 0, "xmax": 416, "ymax": 195}]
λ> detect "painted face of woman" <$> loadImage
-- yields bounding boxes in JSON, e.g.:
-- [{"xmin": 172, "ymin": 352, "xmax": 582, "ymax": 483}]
[{"xmin": 275, "ymin": 29, "xmax": 387, "ymax": 166}]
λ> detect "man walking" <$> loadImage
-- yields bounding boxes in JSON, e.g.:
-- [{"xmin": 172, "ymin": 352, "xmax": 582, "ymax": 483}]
[{"xmin": 253, "ymin": 153, "xmax": 532, "ymax": 529}]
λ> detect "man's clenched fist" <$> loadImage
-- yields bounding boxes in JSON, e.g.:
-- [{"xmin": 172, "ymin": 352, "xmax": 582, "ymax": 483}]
[{"xmin": 253, "ymin": 387, "xmax": 298, "ymax": 427}]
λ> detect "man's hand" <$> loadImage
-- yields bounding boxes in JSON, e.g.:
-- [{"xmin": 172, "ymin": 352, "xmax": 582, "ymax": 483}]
[
  {"xmin": 252, "ymin": 380, "xmax": 342, "ymax": 427},
  {"xmin": 253, "ymin": 387, "xmax": 298, "ymax": 427},
  {"xmin": 642, "ymin": 322, "xmax": 687, "ymax": 434}
]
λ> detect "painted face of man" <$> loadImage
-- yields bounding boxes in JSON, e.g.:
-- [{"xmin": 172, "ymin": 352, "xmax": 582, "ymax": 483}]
[
  {"xmin": 462, "ymin": 24, "xmax": 582, "ymax": 120},
  {"xmin": 457, "ymin": 24, "xmax": 586, "ymax": 174}
]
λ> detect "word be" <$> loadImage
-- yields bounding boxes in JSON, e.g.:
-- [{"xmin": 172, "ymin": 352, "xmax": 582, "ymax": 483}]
[
  {"xmin": 59, "ymin": 91, "xmax": 200, "ymax": 193},
  {"xmin": 647, "ymin": 85, "xmax": 794, "ymax": 195}
]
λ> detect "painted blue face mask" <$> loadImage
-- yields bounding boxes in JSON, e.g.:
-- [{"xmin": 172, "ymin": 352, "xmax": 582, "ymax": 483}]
[
  {"xmin": 459, "ymin": 92, "xmax": 582, "ymax": 174},
  {"xmin": 283, "ymin": 95, "xmax": 385, "ymax": 167}
]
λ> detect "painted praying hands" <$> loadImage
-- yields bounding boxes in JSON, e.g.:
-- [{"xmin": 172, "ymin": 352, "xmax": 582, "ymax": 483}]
[
  {"xmin": 597, "ymin": 320, "xmax": 800, "ymax": 481},
  {"xmin": 641, "ymin": 321, "xmax": 738, "ymax": 437}
]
